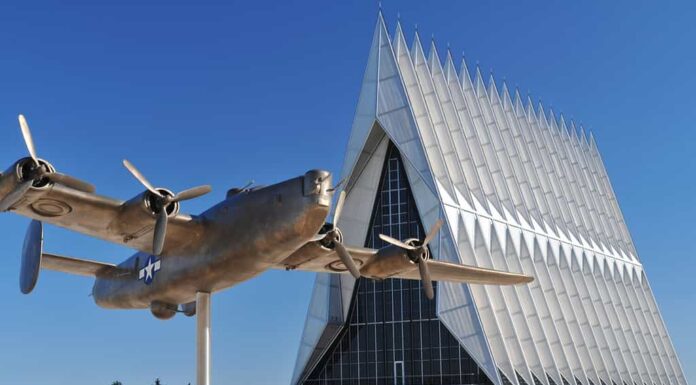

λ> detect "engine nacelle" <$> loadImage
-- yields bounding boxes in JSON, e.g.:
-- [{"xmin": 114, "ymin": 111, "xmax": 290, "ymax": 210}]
[
  {"xmin": 150, "ymin": 301, "xmax": 177, "ymax": 320},
  {"xmin": 0, "ymin": 158, "xmax": 55, "ymax": 205},
  {"xmin": 180, "ymin": 301, "xmax": 196, "ymax": 317},
  {"xmin": 118, "ymin": 189, "xmax": 180, "ymax": 240},
  {"xmin": 122, "ymin": 188, "xmax": 180, "ymax": 217},
  {"xmin": 360, "ymin": 239, "xmax": 428, "ymax": 279}
]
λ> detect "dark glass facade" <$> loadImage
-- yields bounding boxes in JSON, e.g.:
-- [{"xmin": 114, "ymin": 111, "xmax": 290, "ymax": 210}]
[{"xmin": 302, "ymin": 143, "xmax": 494, "ymax": 385}]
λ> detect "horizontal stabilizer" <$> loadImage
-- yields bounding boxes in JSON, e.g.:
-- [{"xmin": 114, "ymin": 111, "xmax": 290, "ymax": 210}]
[
  {"xmin": 20, "ymin": 220, "xmax": 128, "ymax": 294},
  {"xmin": 42, "ymin": 253, "xmax": 123, "ymax": 277},
  {"xmin": 398, "ymin": 260, "xmax": 533, "ymax": 285}
]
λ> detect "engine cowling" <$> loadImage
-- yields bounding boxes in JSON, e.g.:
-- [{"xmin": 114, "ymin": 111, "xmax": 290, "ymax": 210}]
[
  {"xmin": 180, "ymin": 301, "xmax": 196, "ymax": 317},
  {"xmin": 360, "ymin": 239, "xmax": 429, "ymax": 279},
  {"xmin": 150, "ymin": 301, "xmax": 177, "ymax": 320},
  {"xmin": 0, "ymin": 158, "xmax": 55, "ymax": 203},
  {"xmin": 0, "ymin": 116, "xmax": 96, "ymax": 212},
  {"xmin": 122, "ymin": 188, "xmax": 180, "ymax": 218},
  {"xmin": 117, "ymin": 189, "xmax": 180, "ymax": 238}
]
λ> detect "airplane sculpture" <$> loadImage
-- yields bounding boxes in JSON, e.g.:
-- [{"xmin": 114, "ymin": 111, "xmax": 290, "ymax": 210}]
[{"xmin": 4, "ymin": 115, "xmax": 533, "ymax": 385}]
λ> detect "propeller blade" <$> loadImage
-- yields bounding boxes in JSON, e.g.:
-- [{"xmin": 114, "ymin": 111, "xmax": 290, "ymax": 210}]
[
  {"xmin": 0, "ymin": 180, "xmax": 34, "ymax": 211},
  {"xmin": 378, "ymin": 233, "xmax": 417, "ymax": 250},
  {"xmin": 241, "ymin": 180, "xmax": 255, "ymax": 190},
  {"xmin": 418, "ymin": 258, "xmax": 434, "ymax": 300},
  {"xmin": 153, "ymin": 208, "xmax": 168, "ymax": 255},
  {"xmin": 334, "ymin": 241, "xmax": 361, "ymax": 279},
  {"xmin": 327, "ymin": 178, "xmax": 345, "ymax": 193},
  {"xmin": 332, "ymin": 190, "xmax": 346, "ymax": 225},
  {"xmin": 18, "ymin": 115, "xmax": 39, "ymax": 167},
  {"xmin": 309, "ymin": 233, "xmax": 327, "ymax": 243},
  {"xmin": 171, "ymin": 185, "xmax": 212, "ymax": 202},
  {"xmin": 422, "ymin": 219, "xmax": 443, "ymax": 247},
  {"xmin": 45, "ymin": 173, "xmax": 96, "ymax": 193},
  {"xmin": 123, "ymin": 159, "xmax": 162, "ymax": 197}
]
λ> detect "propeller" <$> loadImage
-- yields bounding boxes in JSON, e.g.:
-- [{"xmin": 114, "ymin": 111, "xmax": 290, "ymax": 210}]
[
  {"xmin": 18, "ymin": 115, "xmax": 39, "ymax": 167},
  {"xmin": 0, "ymin": 115, "xmax": 96, "ymax": 211},
  {"xmin": 320, "ymin": 190, "xmax": 361, "ymax": 279},
  {"xmin": 123, "ymin": 159, "xmax": 211, "ymax": 255},
  {"xmin": 327, "ymin": 177, "xmax": 345, "ymax": 193},
  {"xmin": 379, "ymin": 219, "xmax": 443, "ymax": 299},
  {"xmin": 332, "ymin": 189, "xmax": 346, "ymax": 226}
]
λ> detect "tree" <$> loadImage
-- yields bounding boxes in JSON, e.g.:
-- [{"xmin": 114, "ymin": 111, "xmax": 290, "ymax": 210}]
[
  {"xmin": 111, "ymin": 381, "xmax": 122, "ymax": 385},
  {"xmin": 154, "ymin": 379, "xmax": 162, "ymax": 385}
]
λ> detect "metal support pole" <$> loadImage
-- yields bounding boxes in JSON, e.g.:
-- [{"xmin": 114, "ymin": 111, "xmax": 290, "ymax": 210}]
[{"xmin": 196, "ymin": 292, "xmax": 211, "ymax": 385}]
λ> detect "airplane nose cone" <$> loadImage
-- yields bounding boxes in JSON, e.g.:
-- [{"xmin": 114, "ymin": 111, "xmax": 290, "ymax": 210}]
[{"xmin": 303, "ymin": 169, "xmax": 332, "ymax": 207}]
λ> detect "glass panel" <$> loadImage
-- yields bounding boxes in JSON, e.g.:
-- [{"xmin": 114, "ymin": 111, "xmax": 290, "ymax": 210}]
[
  {"xmin": 394, "ymin": 361, "xmax": 405, "ymax": 385},
  {"xmin": 302, "ymin": 143, "xmax": 493, "ymax": 385}
]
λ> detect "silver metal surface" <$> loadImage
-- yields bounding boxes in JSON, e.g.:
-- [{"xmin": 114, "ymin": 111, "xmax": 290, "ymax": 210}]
[
  {"xmin": 4, "ymin": 154, "xmax": 532, "ymax": 368},
  {"xmin": 122, "ymin": 158, "xmax": 212, "ymax": 255},
  {"xmin": 4, "ymin": 114, "xmax": 534, "ymax": 383},
  {"xmin": 18, "ymin": 115, "xmax": 38, "ymax": 166},
  {"xmin": 294, "ymin": 14, "xmax": 688, "ymax": 385},
  {"xmin": 19, "ymin": 220, "xmax": 42, "ymax": 294},
  {"xmin": 41, "ymin": 252, "xmax": 120, "ymax": 277},
  {"xmin": 196, "ymin": 292, "xmax": 211, "ymax": 385}
]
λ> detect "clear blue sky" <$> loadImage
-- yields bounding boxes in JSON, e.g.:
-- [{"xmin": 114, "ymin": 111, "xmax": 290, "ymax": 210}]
[{"xmin": 0, "ymin": 1, "xmax": 693, "ymax": 384}]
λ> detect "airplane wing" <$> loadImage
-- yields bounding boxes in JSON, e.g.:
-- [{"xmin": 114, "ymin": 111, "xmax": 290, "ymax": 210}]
[
  {"xmin": 394, "ymin": 259, "xmax": 534, "ymax": 285},
  {"xmin": 277, "ymin": 242, "xmax": 379, "ymax": 273},
  {"xmin": 275, "ymin": 242, "xmax": 533, "ymax": 286},
  {"xmin": 11, "ymin": 184, "xmax": 205, "ymax": 255},
  {"xmin": 1, "ymin": 117, "xmax": 207, "ymax": 255}
]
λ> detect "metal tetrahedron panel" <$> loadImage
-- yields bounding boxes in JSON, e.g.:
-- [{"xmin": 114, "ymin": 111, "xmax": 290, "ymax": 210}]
[{"xmin": 293, "ymin": 11, "xmax": 687, "ymax": 385}]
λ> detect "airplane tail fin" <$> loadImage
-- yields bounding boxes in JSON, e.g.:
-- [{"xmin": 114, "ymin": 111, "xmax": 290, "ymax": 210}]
[{"xmin": 20, "ymin": 220, "xmax": 125, "ymax": 294}]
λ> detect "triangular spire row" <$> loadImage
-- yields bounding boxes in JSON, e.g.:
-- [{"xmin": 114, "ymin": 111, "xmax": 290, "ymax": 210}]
[{"xmin": 295, "ymin": 13, "xmax": 685, "ymax": 385}]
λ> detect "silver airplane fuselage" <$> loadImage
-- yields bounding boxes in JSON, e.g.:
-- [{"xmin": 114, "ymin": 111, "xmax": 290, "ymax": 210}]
[
  {"xmin": 5, "ymin": 115, "xmax": 534, "ymax": 385},
  {"xmin": 92, "ymin": 170, "xmax": 332, "ymax": 310}
]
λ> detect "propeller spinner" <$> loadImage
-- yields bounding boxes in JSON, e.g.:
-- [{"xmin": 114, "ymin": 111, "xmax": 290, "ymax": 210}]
[
  {"xmin": 0, "ymin": 115, "xmax": 96, "ymax": 211},
  {"xmin": 122, "ymin": 159, "xmax": 211, "ymax": 255},
  {"xmin": 379, "ymin": 219, "xmax": 443, "ymax": 299},
  {"xmin": 319, "ymin": 190, "xmax": 362, "ymax": 279}
]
